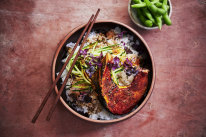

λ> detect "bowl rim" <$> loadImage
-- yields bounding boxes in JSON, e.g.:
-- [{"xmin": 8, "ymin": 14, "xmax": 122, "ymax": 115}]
[
  {"xmin": 128, "ymin": 0, "xmax": 173, "ymax": 30},
  {"xmin": 52, "ymin": 20, "xmax": 156, "ymax": 123}
]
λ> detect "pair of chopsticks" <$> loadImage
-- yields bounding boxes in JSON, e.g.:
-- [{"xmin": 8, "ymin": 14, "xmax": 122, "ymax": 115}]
[{"xmin": 32, "ymin": 9, "xmax": 100, "ymax": 123}]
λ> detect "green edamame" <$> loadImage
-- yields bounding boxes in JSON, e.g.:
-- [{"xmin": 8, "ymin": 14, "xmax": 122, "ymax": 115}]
[
  {"xmin": 131, "ymin": 3, "xmax": 146, "ymax": 8},
  {"xmin": 154, "ymin": 15, "xmax": 162, "ymax": 29},
  {"xmin": 162, "ymin": 0, "xmax": 167, "ymax": 5},
  {"xmin": 163, "ymin": 14, "xmax": 171, "ymax": 25},
  {"xmin": 142, "ymin": 7, "xmax": 155, "ymax": 23},
  {"xmin": 133, "ymin": 0, "xmax": 141, "ymax": 4},
  {"xmin": 155, "ymin": 2, "xmax": 162, "ymax": 7},
  {"xmin": 151, "ymin": 0, "xmax": 159, "ymax": 2},
  {"xmin": 144, "ymin": 0, "xmax": 166, "ymax": 15},
  {"xmin": 145, "ymin": 20, "xmax": 153, "ymax": 27},
  {"xmin": 150, "ymin": 4, "xmax": 166, "ymax": 15},
  {"xmin": 144, "ymin": 0, "xmax": 152, "ymax": 6},
  {"xmin": 162, "ymin": 0, "xmax": 171, "ymax": 25},
  {"xmin": 136, "ymin": 8, "xmax": 146, "ymax": 22},
  {"xmin": 131, "ymin": 0, "xmax": 172, "ymax": 29},
  {"xmin": 155, "ymin": 2, "xmax": 169, "ymax": 10},
  {"xmin": 137, "ymin": 8, "xmax": 153, "ymax": 27}
]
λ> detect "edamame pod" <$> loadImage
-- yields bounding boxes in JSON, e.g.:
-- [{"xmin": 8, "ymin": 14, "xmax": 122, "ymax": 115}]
[
  {"xmin": 137, "ymin": 8, "xmax": 153, "ymax": 27},
  {"xmin": 154, "ymin": 15, "xmax": 162, "ymax": 29},
  {"xmin": 137, "ymin": 8, "xmax": 146, "ymax": 23},
  {"xmin": 151, "ymin": 5, "xmax": 166, "ymax": 15},
  {"xmin": 151, "ymin": 0, "xmax": 159, "ymax": 2},
  {"xmin": 163, "ymin": 14, "xmax": 171, "ymax": 25},
  {"xmin": 145, "ymin": 20, "xmax": 153, "ymax": 27},
  {"xmin": 133, "ymin": 0, "xmax": 158, "ymax": 5},
  {"xmin": 131, "ymin": 3, "xmax": 146, "ymax": 8},
  {"xmin": 144, "ymin": 0, "xmax": 152, "ymax": 6},
  {"xmin": 155, "ymin": 2, "xmax": 169, "ymax": 9},
  {"xmin": 144, "ymin": 0, "xmax": 166, "ymax": 15},
  {"xmin": 162, "ymin": 0, "xmax": 172, "ymax": 25},
  {"xmin": 142, "ymin": 7, "xmax": 155, "ymax": 23},
  {"xmin": 131, "ymin": 0, "xmax": 172, "ymax": 29},
  {"xmin": 162, "ymin": 0, "xmax": 167, "ymax": 5},
  {"xmin": 151, "ymin": 0, "xmax": 159, "ymax": 4},
  {"xmin": 157, "ymin": 7, "xmax": 166, "ymax": 15},
  {"xmin": 133, "ymin": 0, "xmax": 141, "ymax": 4},
  {"xmin": 155, "ymin": 2, "xmax": 162, "ymax": 7}
]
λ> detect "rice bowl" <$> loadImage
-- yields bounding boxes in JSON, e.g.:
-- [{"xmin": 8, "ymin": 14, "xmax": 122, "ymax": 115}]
[{"xmin": 52, "ymin": 21, "xmax": 155, "ymax": 123}]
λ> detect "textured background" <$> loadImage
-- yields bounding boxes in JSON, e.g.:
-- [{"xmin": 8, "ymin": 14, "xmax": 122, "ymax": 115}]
[{"xmin": 0, "ymin": 0, "xmax": 206, "ymax": 137}]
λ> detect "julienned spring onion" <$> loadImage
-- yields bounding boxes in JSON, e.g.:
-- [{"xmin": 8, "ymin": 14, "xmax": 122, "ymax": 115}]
[
  {"xmin": 111, "ymin": 66, "xmax": 124, "ymax": 85},
  {"xmin": 65, "ymin": 37, "xmax": 128, "ymax": 92}
]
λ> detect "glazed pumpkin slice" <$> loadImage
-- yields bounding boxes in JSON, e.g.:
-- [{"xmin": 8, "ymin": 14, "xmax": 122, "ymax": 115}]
[{"xmin": 99, "ymin": 53, "xmax": 149, "ymax": 115}]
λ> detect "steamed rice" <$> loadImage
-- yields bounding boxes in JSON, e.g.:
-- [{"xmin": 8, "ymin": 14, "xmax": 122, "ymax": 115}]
[{"xmin": 59, "ymin": 27, "xmax": 140, "ymax": 120}]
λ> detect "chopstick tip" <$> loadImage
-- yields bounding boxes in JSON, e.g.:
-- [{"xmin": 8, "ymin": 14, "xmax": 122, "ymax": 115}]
[{"xmin": 31, "ymin": 116, "xmax": 37, "ymax": 123}]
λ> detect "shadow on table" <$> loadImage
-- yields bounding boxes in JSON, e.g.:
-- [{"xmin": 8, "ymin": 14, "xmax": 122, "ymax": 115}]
[{"xmin": 52, "ymin": 102, "xmax": 118, "ymax": 136}]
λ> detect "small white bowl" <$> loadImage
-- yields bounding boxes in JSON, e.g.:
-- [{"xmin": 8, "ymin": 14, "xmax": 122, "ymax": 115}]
[{"xmin": 128, "ymin": 0, "xmax": 172, "ymax": 30}]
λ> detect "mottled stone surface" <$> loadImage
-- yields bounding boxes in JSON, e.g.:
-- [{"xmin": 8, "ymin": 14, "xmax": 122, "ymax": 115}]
[{"xmin": 0, "ymin": 0, "xmax": 206, "ymax": 137}]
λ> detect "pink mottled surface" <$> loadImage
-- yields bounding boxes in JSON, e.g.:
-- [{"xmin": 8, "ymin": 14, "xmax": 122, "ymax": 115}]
[{"xmin": 0, "ymin": 0, "xmax": 206, "ymax": 137}]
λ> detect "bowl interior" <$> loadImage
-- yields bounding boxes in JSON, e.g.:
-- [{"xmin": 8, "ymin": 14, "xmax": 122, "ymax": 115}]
[
  {"xmin": 53, "ymin": 21, "xmax": 155, "ymax": 123},
  {"xmin": 128, "ymin": 0, "xmax": 172, "ymax": 30}
]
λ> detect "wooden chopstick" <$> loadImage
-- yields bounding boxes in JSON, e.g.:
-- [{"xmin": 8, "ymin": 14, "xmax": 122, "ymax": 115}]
[
  {"xmin": 31, "ymin": 12, "xmax": 96, "ymax": 123},
  {"xmin": 46, "ymin": 8, "xmax": 100, "ymax": 121}
]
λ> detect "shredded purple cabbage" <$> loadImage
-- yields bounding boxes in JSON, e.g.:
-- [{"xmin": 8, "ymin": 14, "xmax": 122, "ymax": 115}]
[
  {"xmin": 89, "ymin": 52, "xmax": 103, "ymax": 68},
  {"xmin": 96, "ymin": 62, "xmax": 102, "ymax": 67},
  {"xmin": 112, "ymin": 56, "xmax": 120, "ymax": 70},
  {"xmin": 123, "ymin": 58, "xmax": 139, "ymax": 76},
  {"xmin": 79, "ymin": 49, "xmax": 88, "ymax": 56},
  {"xmin": 71, "ymin": 74, "xmax": 76, "ymax": 79},
  {"xmin": 118, "ymin": 31, "xmax": 127, "ymax": 38},
  {"xmin": 125, "ymin": 67, "xmax": 139, "ymax": 76},
  {"xmin": 113, "ymin": 56, "xmax": 120, "ymax": 64},
  {"xmin": 86, "ymin": 66, "xmax": 95, "ymax": 78},
  {"xmin": 85, "ymin": 61, "xmax": 92, "ymax": 66},
  {"xmin": 85, "ymin": 52, "xmax": 103, "ymax": 77},
  {"xmin": 105, "ymin": 56, "xmax": 120, "ymax": 71},
  {"xmin": 123, "ymin": 58, "xmax": 133, "ymax": 68},
  {"xmin": 124, "ymin": 47, "xmax": 133, "ymax": 54}
]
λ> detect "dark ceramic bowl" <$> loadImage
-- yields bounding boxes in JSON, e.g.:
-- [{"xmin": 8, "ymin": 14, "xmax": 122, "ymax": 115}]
[{"xmin": 52, "ymin": 20, "xmax": 155, "ymax": 123}]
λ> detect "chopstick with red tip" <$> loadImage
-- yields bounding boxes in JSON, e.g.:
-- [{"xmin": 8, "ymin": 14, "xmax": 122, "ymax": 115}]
[
  {"xmin": 46, "ymin": 9, "xmax": 100, "ymax": 121},
  {"xmin": 31, "ymin": 8, "xmax": 100, "ymax": 123}
]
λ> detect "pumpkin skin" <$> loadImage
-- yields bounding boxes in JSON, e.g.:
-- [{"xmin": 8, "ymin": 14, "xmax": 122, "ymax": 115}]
[{"xmin": 94, "ymin": 53, "xmax": 148, "ymax": 115}]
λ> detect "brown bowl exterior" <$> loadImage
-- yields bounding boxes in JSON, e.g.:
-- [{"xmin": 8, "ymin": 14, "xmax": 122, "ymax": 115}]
[{"xmin": 52, "ymin": 20, "xmax": 155, "ymax": 123}]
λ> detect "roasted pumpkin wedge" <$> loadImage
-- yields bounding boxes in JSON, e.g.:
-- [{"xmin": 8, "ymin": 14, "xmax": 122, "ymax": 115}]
[{"xmin": 96, "ymin": 53, "xmax": 149, "ymax": 115}]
